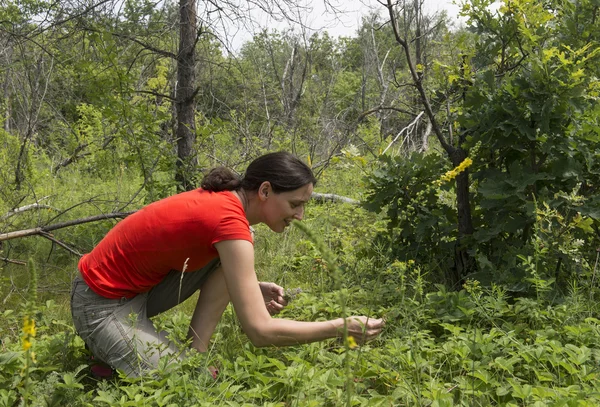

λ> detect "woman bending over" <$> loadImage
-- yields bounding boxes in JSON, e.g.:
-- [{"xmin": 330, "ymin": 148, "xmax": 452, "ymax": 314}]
[{"xmin": 71, "ymin": 151, "xmax": 383, "ymax": 377}]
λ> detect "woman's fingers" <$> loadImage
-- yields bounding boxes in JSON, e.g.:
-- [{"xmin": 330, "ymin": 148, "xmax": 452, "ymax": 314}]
[
  {"xmin": 259, "ymin": 282, "xmax": 288, "ymax": 307},
  {"xmin": 266, "ymin": 299, "xmax": 285, "ymax": 315},
  {"xmin": 347, "ymin": 316, "xmax": 385, "ymax": 344}
]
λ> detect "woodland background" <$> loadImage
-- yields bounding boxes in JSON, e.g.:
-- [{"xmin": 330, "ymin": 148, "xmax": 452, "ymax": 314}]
[{"xmin": 1, "ymin": 0, "xmax": 600, "ymax": 405}]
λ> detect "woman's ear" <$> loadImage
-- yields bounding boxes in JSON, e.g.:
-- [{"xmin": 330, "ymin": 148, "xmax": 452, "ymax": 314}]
[{"xmin": 258, "ymin": 181, "xmax": 272, "ymax": 201}]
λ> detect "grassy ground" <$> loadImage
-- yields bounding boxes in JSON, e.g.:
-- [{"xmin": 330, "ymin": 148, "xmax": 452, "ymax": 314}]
[{"xmin": 1, "ymin": 165, "xmax": 600, "ymax": 406}]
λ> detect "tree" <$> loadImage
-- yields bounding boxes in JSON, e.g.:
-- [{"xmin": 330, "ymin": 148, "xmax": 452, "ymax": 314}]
[
  {"xmin": 385, "ymin": 0, "xmax": 474, "ymax": 284},
  {"xmin": 460, "ymin": 0, "xmax": 600, "ymax": 283},
  {"xmin": 175, "ymin": 0, "xmax": 198, "ymax": 191},
  {"xmin": 366, "ymin": 0, "xmax": 600, "ymax": 289}
]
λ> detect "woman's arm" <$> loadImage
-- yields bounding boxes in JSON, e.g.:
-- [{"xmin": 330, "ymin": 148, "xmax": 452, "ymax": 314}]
[{"xmin": 214, "ymin": 239, "xmax": 383, "ymax": 347}]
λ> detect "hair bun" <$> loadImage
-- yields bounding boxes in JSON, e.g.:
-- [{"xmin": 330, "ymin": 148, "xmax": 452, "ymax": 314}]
[{"xmin": 201, "ymin": 167, "xmax": 242, "ymax": 191}]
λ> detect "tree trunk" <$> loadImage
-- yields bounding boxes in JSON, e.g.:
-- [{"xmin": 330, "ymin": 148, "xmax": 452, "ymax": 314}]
[
  {"xmin": 387, "ymin": 0, "xmax": 477, "ymax": 287},
  {"xmin": 175, "ymin": 0, "xmax": 197, "ymax": 191},
  {"xmin": 2, "ymin": 47, "xmax": 11, "ymax": 133},
  {"xmin": 451, "ymin": 148, "xmax": 475, "ymax": 287},
  {"xmin": 414, "ymin": 0, "xmax": 422, "ymax": 68}
]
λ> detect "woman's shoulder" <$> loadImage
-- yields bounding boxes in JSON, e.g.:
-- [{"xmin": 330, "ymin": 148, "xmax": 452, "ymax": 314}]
[{"xmin": 151, "ymin": 188, "xmax": 238, "ymax": 207}]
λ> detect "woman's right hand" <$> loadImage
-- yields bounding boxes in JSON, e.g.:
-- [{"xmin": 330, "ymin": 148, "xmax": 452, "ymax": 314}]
[{"xmin": 344, "ymin": 316, "xmax": 384, "ymax": 344}]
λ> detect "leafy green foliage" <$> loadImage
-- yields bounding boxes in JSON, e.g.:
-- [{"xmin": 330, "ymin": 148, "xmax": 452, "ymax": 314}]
[
  {"xmin": 2, "ymin": 254, "xmax": 600, "ymax": 405},
  {"xmin": 459, "ymin": 0, "xmax": 600, "ymax": 284},
  {"xmin": 366, "ymin": 0, "xmax": 600, "ymax": 288},
  {"xmin": 364, "ymin": 151, "xmax": 460, "ymax": 281},
  {"xmin": 1, "ymin": 0, "xmax": 600, "ymax": 404}
]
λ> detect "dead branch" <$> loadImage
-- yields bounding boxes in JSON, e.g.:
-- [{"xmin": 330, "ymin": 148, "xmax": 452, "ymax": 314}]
[
  {"xmin": 0, "ymin": 257, "xmax": 27, "ymax": 266},
  {"xmin": 357, "ymin": 106, "xmax": 417, "ymax": 123},
  {"xmin": 39, "ymin": 231, "xmax": 82, "ymax": 257},
  {"xmin": 386, "ymin": 0, "xmax": 453, "ymax": 156},
  {"xmin": 381, "ymin": 111, "xmax": 424, "ymax": 155},
  {"xmin": 311, "ymin": 193, "xmax": 360, "ymax": 205},
  {"xmin": 0, "ymin": 211, "xmax": 134, "ymax": 242},
  {"xmin": 0, "ymin": 191, "xmax": 361, "ymax": 249},
  {"xmin": 2, "ymin": 202, "xmax": 59, "ymax": 220}
]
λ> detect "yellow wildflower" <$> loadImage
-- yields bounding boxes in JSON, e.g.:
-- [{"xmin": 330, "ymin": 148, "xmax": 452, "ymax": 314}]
[
  {"xmin": 347, "ymin": 335, "xmax": 358, "ymax": 349},
  {"xmin": 23, "ymin": 316, "xmax": 36, "ymax": 336},
  {"xmin": 438, "ymin": 157, "xmax": 473, "ymax": 184},
  {"xmin": 22, "ymin": 316, "xmax": 36, "ymax": 352}
]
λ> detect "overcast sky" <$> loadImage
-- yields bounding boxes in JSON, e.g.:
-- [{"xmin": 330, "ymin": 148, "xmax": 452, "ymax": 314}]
[{"xmin": 217, "ymin": 0, "xmax": 465, "ymax": 52}]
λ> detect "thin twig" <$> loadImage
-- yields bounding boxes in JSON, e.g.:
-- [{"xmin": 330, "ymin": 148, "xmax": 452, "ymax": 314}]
[
  {"xmin": 311, "ymin": 193, "xmax": 360, "ymax": 205},
  {"xmin": 381, "ymin": 111, "xmax": 424, "ymax": 155},
  {"xmin": 39, "ymin": 231, "xmax": 82, "ymax": 257},
  {"xmin": 0, "ymin": 257, "xmax": 27, "ymax": 266}
]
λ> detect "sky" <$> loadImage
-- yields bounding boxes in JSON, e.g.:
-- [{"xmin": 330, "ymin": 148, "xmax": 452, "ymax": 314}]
[{"xmin": 217, "ymin": 0, "xmax": 466, "ymax": 52}]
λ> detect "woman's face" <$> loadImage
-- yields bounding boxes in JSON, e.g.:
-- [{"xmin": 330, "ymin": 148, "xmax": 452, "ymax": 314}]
[{"xmin": 262, "ymin": 183, "xmax": 313, "ymax": 233}]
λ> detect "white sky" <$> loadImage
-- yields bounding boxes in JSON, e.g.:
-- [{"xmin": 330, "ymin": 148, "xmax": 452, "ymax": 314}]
[{"xmin": 218, "ymin": 0, "xmax": 465, "ymax": 52}]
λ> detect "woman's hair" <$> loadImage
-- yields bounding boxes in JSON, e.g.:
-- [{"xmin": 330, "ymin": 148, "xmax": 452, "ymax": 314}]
[{"xmin": 201, "ymin": 152, "xmax": 316, "ymax": 193}]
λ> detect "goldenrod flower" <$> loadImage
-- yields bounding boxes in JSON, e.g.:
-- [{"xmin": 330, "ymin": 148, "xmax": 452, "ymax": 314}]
[
  {"xmin": 438, "ymin": 157, "xmax": 473, "ymax": 184},
  {"xmin": 22, "ymin": 316, "xmax": 35, "ymax": 352},
  {"xmin": 23, "ymin": 316, "xmax": 36, "ymax": 336},
  {"xmin": 347, "ymin": 335, "xmax": 358, "ymax": 349}
]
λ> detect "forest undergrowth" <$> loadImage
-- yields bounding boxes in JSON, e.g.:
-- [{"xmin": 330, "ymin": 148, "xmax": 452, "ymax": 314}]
[
  {"xmin": 1, "ymin": 161, "xmax": 600, "ymax": 407},
  {"xmin": 2, "ymin": 0, "xmax": 600, "ymax": 402}
]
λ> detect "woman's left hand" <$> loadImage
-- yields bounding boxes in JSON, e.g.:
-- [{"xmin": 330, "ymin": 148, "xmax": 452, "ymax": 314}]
[{"xmin": 259, "ymin": 282, "xmax": 288, "ymax": 315}]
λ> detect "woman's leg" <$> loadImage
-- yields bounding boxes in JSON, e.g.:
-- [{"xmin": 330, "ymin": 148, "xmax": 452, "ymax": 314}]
[
  {"xmin": 187, "ymin": 266, "xmax": 230, "ymax": 352},
  {"xmin": 71, "ymin": 275, "xmax": 178, "ymax": 377},
  {"xmin": 94, "ymin": 295, "xmax": 181, "ymax": 376},
  {"xmin": 146, "ymin": 258, "xmax": 220, "ymax": 317},
  {"xmin": 71, "ymin": 259, "xmax": 223, "ymax": 377}
]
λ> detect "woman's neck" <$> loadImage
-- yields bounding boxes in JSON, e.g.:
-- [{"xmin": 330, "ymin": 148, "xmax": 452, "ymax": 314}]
[
  {"xmin": 233, "ymin": 189, "xmax": 248, "ymax": 212},
  {"xmin": 233, "ymin": 189, "xmax": 260, "ymax": 225}
]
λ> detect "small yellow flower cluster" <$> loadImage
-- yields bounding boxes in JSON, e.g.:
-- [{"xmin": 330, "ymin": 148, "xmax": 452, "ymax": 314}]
[
  {"xmin": 438, "ymin": 157, "xmax": 473, "ymax": 184},
  {"xmin": 347, "ymin": 335, "xmax": 358, "ymax": 349},
  {"xmin": 22, "ymin": 316, "xmax": 36, "ymax": 351}
]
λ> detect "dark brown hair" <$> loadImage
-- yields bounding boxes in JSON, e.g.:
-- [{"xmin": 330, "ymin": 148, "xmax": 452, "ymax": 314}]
[{"xmin": 201, "ymin": 152, "xmax": 316, "ymax": 193}]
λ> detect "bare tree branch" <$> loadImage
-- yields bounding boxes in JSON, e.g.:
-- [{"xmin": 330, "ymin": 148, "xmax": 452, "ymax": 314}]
[
  {"xmin": 107, "ymin": 30, "xmax": 178, "ymax": 59},
  {"xmin": 0, "ymin": 258, "xmax": 27, "ymax": 266},
  {"xmin": 1, "ymin": 202, "xmax": 59, "ymax": 220},
  {"xmin": 0, "ymin": 212, "xmax": 134, "ymax": 242},
  {"xmin": 39, "ymin": 231, "xmax": 82, "ymax": 257},
  {"xmin": 134, "ymin": 90, "xmax": 176, "ymax": 101},
  {"xmin": 381, "ymin": 111, "xmax": 424, "ymax": 155},
  {"xmin": 357, "ymin": 106, "xmax": 417, "ymax": 123},
  {"xmin": 311, "ymin": 193, "xmax": 360, "ymax": 205},
  {"xmin": 386, "ymin": 0, "xmax": 453, "ymax": 155}
]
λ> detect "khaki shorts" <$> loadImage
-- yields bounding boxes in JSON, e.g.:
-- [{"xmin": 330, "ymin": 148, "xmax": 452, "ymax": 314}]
[{"xmin": 70, "ymin": 259, "xmax": 220, "ymax": 377}]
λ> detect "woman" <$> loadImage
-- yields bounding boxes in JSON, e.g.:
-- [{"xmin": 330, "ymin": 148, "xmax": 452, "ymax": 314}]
[{"xmin": 71, "ymin": 152, "xmax": 383, "ymax": 377}]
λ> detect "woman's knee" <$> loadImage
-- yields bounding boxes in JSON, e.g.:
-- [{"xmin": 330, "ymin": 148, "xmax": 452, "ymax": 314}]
[{"xmin": 91, "ymin": 313, "xmax": 180, "ymax": 377}]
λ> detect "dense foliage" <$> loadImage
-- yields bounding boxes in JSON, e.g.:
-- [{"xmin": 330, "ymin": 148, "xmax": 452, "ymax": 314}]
[
  {"xmin": 2, "ymin": 198, "xmax": 600, "ymax": 405},
  {"xmin": 365, "ymin": 0, "xmax": 600, "ymax": 288},
  {"xmin": 1, "ymin": 0, "xmax": 599, "ymax": 404}
]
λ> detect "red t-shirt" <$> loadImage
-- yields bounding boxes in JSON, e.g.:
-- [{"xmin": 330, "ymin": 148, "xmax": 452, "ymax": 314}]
[{"xmin": 78, "ymin": 189, "xmax": 252, "ymax": 299}]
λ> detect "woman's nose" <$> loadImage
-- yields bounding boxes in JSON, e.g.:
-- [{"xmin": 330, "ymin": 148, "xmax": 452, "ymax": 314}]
[{"xmin": 293, "ymin": 206, "xmax": 304, "ymax": 220}]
